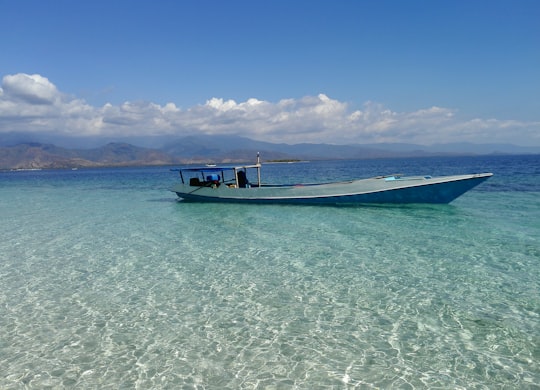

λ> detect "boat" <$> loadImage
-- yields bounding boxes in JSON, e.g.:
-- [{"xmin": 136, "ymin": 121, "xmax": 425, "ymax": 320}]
[{"xmin": 171, "ymin": 154, "xmax": 492, "ymax": 205}]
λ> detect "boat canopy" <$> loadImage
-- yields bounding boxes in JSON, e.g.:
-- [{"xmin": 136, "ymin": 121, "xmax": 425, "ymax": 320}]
[
  {"xmin": 171, "ymin": 162, "xmax": 262, "ymax": 188},
  {"xmin": 174, "ymin": 165, "xmax": 256, "ymax": 172}
]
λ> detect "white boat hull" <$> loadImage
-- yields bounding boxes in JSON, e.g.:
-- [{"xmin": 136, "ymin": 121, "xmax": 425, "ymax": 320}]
[{"xmin": 172, "ymin": 173, "xmax": 492, "ymax": 205}]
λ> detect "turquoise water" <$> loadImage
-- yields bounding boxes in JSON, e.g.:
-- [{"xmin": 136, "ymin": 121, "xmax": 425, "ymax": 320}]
[{"xmin": 1, "ymin": 155, "xmax": 538, "ymax": 389}]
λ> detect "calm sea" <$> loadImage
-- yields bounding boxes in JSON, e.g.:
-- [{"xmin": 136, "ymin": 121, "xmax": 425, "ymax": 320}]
[{"xmin": 1, "ymin": 155, "xmax": 538, "ymax": 389}]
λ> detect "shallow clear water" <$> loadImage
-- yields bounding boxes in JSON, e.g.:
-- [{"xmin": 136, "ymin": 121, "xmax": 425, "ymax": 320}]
[{"xmin": 1, "ymin": 155, "xmax": 538, "ymax": 389}]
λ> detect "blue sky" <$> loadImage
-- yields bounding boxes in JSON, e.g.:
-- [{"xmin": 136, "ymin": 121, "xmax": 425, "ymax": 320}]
[{"xmin": 1, "ymin": 0, "xmax": 539, "ymax": 146}]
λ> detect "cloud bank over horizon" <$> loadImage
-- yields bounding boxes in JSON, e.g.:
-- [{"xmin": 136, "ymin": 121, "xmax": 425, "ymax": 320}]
[{"xmin": 1, "ymin": 73, "xmax": 538, "ymax": 146}]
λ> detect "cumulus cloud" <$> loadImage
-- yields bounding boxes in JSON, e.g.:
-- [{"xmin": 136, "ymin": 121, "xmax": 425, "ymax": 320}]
[
  {"xmin": 1, "ymin": 73, "xmax": 539, "ymax": 145},
  {"xmin": 2, "ymin": 73, "xmax": 60, "ymax": 104}
]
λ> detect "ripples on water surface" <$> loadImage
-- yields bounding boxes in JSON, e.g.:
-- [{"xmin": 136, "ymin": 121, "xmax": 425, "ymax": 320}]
[{"xmin": 0, "ymin": 155, "xmax": 538, "ymax": 388}]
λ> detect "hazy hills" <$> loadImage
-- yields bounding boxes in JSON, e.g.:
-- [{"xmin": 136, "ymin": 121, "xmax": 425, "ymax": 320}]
[
  {"xmin": 1, "ymin": 134, "xmax": 539, "ymax": 170},
  {"xmin": 0, "ymin": 142, "xmax": 175, "ymax": 170}
]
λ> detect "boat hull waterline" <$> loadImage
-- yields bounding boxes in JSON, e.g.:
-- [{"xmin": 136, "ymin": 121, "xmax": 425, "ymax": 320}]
[{"xmin": 172, "ymin": 173, "xmax": 493, "ymax": 205}]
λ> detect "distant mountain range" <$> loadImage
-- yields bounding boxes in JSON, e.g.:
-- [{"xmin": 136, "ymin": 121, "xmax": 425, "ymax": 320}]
[
  {"xmin": 1, "ymin": 134, "xmax": 539, "ymax": 170},
  {"xmin": 0, "ymin": 142, "xmax": 176, "ymax": 170}
]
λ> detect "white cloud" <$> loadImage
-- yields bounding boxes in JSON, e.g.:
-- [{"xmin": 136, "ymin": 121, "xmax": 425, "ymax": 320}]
[
  {"xmin": 2, "ymin": 73, "xmax": 60, "ymax": 104},
  {"xmin": 1, "ymin": 73, "xmax": 539, "ymax": 146}
]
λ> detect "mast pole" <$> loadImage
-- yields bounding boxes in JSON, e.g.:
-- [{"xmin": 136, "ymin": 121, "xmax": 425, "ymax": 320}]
[{"xmin": 257, "ymin": 152, "xmax": 261, "ymax": 187}]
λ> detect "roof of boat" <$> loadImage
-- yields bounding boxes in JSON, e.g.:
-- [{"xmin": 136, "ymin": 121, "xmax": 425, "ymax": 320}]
[{"xmin": 172, "ymin": 164, "xmax": 260, "ymax": 172}]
